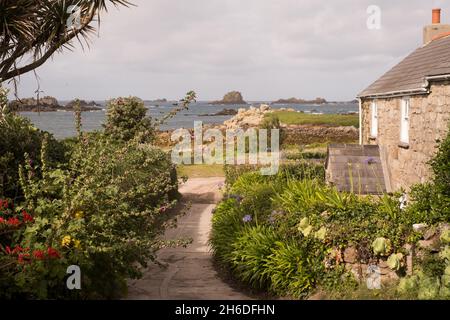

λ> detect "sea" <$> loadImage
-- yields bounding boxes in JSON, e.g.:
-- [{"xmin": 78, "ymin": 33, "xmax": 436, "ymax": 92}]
[{"xmin": 19, "ymin": 101, "xmax": 359, "ymax": 139}]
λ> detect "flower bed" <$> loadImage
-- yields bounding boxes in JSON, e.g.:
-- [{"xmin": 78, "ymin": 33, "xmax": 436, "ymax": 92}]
[{"xmin": 211, "ymin": 142, "xmax": 450, "ymax": 299}]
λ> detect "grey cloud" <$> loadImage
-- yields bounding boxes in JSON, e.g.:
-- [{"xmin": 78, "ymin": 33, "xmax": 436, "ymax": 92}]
[{"xmin": 10, "ymin": 0, "xmax": 450, "ymax": 101}]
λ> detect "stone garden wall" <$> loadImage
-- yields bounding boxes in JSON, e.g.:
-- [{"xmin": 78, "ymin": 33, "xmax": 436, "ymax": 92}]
[{"xmin": 339, "ymin": 223, "xmax": 449, "ymax": 286}]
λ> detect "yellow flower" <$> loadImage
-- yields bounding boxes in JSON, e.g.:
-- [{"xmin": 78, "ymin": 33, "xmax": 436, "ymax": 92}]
[
  {"xmin": 74, "ymin": 240, "xmax": 82, "ymax": 249},
  {"xmin": 75, "ymin": 211, "xmax": 84, "ymax": 219},
  {"xmin": 61, "ymin": 235, "xmax": 72, "ymax": 247}
]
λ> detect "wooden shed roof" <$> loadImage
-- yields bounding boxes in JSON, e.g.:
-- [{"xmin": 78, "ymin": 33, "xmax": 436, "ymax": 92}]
[{"xmin": 326, "ymin": 144, "xmax": 387, "ymax": 194}]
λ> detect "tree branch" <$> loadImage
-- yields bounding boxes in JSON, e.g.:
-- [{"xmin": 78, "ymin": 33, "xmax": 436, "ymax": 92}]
[{"xmin": 1, "ymin": 9, "xmax": 97, "ymax": 82}]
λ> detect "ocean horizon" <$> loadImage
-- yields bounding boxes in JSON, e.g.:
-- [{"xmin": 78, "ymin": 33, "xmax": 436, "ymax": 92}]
[{"xmin": 20, "ymin": 101, "xmax": 358, "ymax": 139}]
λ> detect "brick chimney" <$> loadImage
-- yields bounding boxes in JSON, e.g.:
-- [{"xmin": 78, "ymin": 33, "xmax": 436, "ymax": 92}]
[{"xmin": 424, "ymin": 8, "xmax": 450, "ymax": 44}]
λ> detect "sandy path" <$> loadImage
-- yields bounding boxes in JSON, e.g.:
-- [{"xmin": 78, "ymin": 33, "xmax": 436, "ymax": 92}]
[{"xmin": 126, "ymin": 177, "xmax": 252, "ymax": 300}]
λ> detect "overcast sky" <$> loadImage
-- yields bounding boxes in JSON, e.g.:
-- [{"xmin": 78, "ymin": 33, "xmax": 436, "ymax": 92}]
[{"xmin": 8, "ymin": 0, "xmax": 450, "ymax": 101}]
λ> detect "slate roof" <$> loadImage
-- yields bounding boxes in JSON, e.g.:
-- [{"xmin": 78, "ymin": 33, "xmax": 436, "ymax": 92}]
[
  {"xmin": 325, "ymin": 144, "xmax": 387, "ymax": 194},
  {"xmin": 358, "ymin": 35, "xmax": 450, "ymax": 98}
]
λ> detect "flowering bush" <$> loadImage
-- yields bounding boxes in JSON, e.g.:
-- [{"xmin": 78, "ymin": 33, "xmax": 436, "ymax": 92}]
[{"xmin": 1, "ymin": 132, "xmax": 179, "ymax": 299}]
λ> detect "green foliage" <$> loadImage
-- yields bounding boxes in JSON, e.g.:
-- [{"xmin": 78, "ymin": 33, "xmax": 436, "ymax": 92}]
[
  {"xmin": 387, "ymin": 253, "xmax": 404, "ymax": 271},
  {"xmin": 372, "ymin": 237, "xmax": 392, "ymax": 257},
  {"xmin": 224, "ymin": 161, "xmax": 325, "ymax": 189},
  {"xmin": 264, "ymin": 239, "xmax": 325, "ymax": 298},
  {"xmin": 0, "ymin": 1, "xmax": 131, "ymax": 82},
  {"xmin": 407, "ymin": 127, "xmax": 450, "ymax": 224},
  {"xmin": 266, "ymin": 111, "xmax": 360, "ymax": 128},
  {"xmin": 259, "ymin": 114, "xmax": 285, "ymax": 147},
  {"xmin": 2, "ymin": 134, "xmax": 179, "ymax": 299},
  {"xmin": 210, "ymin": 199, "xmax": 245, "ymax": 265},
  {"xmin": 430, "ymin": 127, "xmax": 450, "ymax": 196},
  {"xmin": 230, "ymin": 226, "xmax": 280, "ymax": 289},
  {"xmin": 104, "ymin": 97, "xmax": 155, "ymax": 143},
  {"xmin": 0, "ymin": 108, "xmax": 66, "ymax": 199}
]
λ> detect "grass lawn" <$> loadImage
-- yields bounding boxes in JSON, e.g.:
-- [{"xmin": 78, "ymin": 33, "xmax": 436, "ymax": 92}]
[
  {"xmin": 268, "ymin": 111, "xmax": 359, "ymax": 128},
  {"xmin": 177, "ymin": 164, "xmax": 225, "ymax": 178}
]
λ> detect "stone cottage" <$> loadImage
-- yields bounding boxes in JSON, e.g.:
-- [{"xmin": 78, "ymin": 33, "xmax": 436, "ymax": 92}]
[{"xmin": 327, "ymin": 9, "xmax": 450, "ymax": 193}]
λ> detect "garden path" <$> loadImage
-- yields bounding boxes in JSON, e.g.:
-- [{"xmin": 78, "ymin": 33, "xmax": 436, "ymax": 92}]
[{"xmin": 126, "ymin": 177, "xmax": 252, "ymax": 300}]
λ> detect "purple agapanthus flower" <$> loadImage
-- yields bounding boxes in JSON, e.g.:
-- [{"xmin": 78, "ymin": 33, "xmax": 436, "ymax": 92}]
[{"xmin": 243, "ymin": 215, "xmax": 252, "ymax": 223}]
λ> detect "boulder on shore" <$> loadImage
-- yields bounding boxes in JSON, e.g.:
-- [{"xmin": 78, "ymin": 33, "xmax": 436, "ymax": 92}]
[
  {"xmin": 212, "ymin": 91, "xmax": 247, "ymax": 105},
  {"xmin": 223, "ymin": 104, "xmax": 273, "ymax": 129}
]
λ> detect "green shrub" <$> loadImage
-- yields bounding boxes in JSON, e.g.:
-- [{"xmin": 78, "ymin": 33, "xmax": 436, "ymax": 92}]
[
  {"xmin": 104, "ymin": 97, "xmax": 155, "ymax": 143},
  {"xmin": 0, "ymin": 111, "xmax": 66, "ymax": 200},
  {"xmin": 224, "ymin": 161, "xmax": 325, "ymax": 189},
  {"xmin": 1, "ymin": 133, "xmax": 179, "ymax": 299},
  {"xmin": 210, "ymin": 199, "xmax": 246, "ymax": 265},
  {"xmin": 264, "ymin": 239, "xmax": 325, "ymax": 298},
  {"xmin": 408, "ymin": 127, "xmax": 450, "ymax": 224},
  {"xmin": 230, "ymin": 226, "xmax": 280, "ymax": 289},
  {"xmin": 259, "ymin": 114, "xmax": 285, "ymax": 147}
]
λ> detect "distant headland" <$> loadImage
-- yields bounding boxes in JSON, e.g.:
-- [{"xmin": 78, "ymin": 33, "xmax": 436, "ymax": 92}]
[{"xmin": 272, "ymin": 97, "xmax": 328, "ymax": 105}]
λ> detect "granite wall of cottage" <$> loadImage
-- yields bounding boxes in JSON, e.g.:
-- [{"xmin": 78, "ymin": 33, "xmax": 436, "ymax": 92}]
[{"xmin": 361, "ymin": 81, "xmax": 450, "ymax": 191}]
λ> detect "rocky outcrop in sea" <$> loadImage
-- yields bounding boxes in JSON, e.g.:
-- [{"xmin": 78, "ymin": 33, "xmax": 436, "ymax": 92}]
[
  {"xmin": 8, "ymin": 96, "xmax": 61, "ymax": 112},
  {"xmin": 212, "ymin": 91, "xmax": 247, "ymax": 105}
]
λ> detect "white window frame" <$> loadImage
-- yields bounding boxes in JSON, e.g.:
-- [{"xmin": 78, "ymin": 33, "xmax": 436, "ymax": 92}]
[
  {"xmin": 400, "ymin": 97, "xmax": 410, "ymax": 144},
  {"xmin": 370, "ymin": 100, "xmax": 378, "ymax": 138}
]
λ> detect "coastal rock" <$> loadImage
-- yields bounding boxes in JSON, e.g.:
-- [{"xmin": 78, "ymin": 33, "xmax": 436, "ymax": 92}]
[
  {"xmin": 199, "ymin": 108, "xmax": 238, "ymax": 117},
  {"xmin": 223, "ymin": 104, "xmax": 273, "ymax": 129},
  {"xmin": 8, "ymin": 96, "xmax": 62, "ymax": 112},
  {"xmin": 65, "ymin": 99, "xmax": 102, "ymax": 111},
  {"xmin": 212, "ymin": 91, "xmax": 247, "ymax": 105}
]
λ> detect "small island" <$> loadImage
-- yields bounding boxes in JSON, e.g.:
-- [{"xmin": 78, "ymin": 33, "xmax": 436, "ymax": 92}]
[
  {"xmin": 199, "ymin": 108, "xmax": 238, "ymax": 117},
  {"xmin": 8, "ymin": 96, "xmax": 62, "ymax": 112},
  {"xmin": 65, "ymin": 99, "xmax": 102, "ymax": 111},
  {"xmin": 8, "ymin": 97, "xmax": 102, "ymax": 112},
  {"xmin": 272, "ymin": 97, "xmax": 328, "ymax": 105},
  {"xmin": 212, "ymin": 91, "xmax": 247, "ymax": 105}
]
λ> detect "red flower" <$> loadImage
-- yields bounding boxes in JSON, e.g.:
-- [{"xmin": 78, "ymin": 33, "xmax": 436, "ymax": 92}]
[
  {"xmin": 5, "ymin": 246, "xmax": 12, "ymax": 254},
  {"xmin": 22, "ymin": 211, "xmax": 33, "ymax": 223},
  {"xmin": 18, "ymin": 253, "xmax": 30, "ymax": 264},
  {"xmin": 47, "ymin": 247, "xmax": 60, "ymax": 259},
  {"xmin": 0, "ymin": 217, "xmax": 5, "ymax": 224},
  {"xmin": 7, "ymin": 217, "xmax": 21, "ymax": 227},
  {"xmin": 32, "ymin": 250, "xmax": 45, "ymax": 260},
  {"xmin": 12, "ymin": 246, "xmax": 24, "ymax": 254}
]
